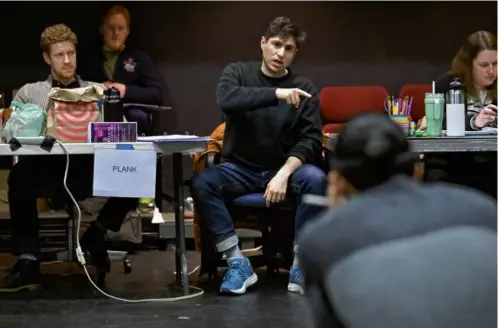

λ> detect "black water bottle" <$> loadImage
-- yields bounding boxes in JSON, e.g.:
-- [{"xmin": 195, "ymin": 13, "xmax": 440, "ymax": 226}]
[{"xmin": 103, "ymin": 87, "xmax": 123, "ymax": 122}]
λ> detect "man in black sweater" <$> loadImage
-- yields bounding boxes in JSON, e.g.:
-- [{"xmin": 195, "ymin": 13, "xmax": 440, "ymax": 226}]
[
  {"xmin": 192, "ymin": 17, "xmax": 327, "ymax": 295},
  {"xmin": 79, "ymin": 5, "xmax": 164, "ymax": 135}
]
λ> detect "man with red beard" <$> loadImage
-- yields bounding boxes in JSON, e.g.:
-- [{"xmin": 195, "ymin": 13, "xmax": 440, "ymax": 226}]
[{"xmin": 79, "ymin": 5, "xmax": 164, "ymax": 136}]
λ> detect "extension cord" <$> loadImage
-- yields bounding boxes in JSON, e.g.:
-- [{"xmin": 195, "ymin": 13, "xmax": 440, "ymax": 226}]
[
  {"xmin": 56, "ymin": 140, "xmax": 205, "ymax": 302},
  {"xmin": 43, "ymin": 246, "xmax": 265, "ymax": 277}
]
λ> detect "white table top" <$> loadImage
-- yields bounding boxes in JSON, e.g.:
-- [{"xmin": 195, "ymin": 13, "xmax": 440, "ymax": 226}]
[
  {"xmin": 325, "ymin": 133, "xmax": 497, "ymax": 153},
  {"xmin": 0, "ymin": 138, "xmax": 209, "ymax": 156},
  {"xmin": 137, "ymin": 135, "xmax": 211, "ymax": 155}
]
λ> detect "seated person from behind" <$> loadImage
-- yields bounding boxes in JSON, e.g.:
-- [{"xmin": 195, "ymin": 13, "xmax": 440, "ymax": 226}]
[
  {"xmin": 192, "ymin": 16, "xmax": 327, "ymax": 296},
  {"xmin": 0, "ymin": 24, "xmax": 138, "ymax": 292},
  {"xmin": 79, "ymin": 5, "xmax": 164, "ymax": 136},
  {"xmin": 418, "ymin": 30, "xmax": 497, "ymax": 131},
  {"xmin": 298, "ymin": 113, "xmax": 497, "ymax": 328}
]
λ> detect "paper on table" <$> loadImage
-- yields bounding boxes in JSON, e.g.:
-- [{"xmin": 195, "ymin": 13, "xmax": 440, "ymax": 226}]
[
  {"xmin": 483, "ymin": 127, "xmax": 498, "ymax": 134},
  {"xmin": 465, "ymin": 129, "xmax": 497, "ymax": 136},
  {"xmin": 138, "ymin": 135, "xmax": 199, "ymax": 141}
]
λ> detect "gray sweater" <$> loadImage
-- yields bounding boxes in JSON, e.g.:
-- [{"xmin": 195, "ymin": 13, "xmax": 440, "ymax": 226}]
[
  {"xmin": 13, "ymin": 75, "xmax": 102, "ymax": 110},
  {"xmin": 298, "ymin": 175, "xmax": 497, "ymax": 328}
]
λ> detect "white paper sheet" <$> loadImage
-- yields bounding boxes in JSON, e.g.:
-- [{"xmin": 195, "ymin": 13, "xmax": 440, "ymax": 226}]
[{"xmin": 138, "ymin": 135, "xmax": 199, "ymax": 141}]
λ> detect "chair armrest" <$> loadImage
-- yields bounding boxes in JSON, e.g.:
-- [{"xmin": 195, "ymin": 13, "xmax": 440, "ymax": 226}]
[
  {"xmin": 206, "ymin": 152, "xmax": 221, "ymax": 168},
  {"xmin": 123, "ymin": 103, "xmax": 172, "ymax": 113},
  {"xmin": 322, "ymin": 146, "xmax": 331, "ymax": 172},
  {"xmin": 2, "ymin": 108, "xmax": 12, "ymax": 123}
]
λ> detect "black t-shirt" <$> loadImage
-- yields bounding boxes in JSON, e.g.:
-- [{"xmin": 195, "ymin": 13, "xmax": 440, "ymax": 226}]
[{"xmin": 51, "ymin": 78, "xmax": 80, "ymax": 89}]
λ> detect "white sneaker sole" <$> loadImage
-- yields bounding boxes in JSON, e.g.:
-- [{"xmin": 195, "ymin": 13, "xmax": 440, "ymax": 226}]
[
  {"xmin": 220, "ymin": 273, "xmax": 258, "ymax": 295},
  {"xmin": 287, "ymin": 282, "xmax": 304, "ymax": 295}
]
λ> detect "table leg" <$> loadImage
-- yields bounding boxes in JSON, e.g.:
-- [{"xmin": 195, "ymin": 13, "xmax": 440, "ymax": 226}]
[
  {"xmin": 172, "ymin": 152, "xmax": 189, "ymax": 295},
  {"xmin": 422, "ymin": 154, "xmax": 428, "ymax": 181},
  {"xmin": 154, "ymin": 155, "xmax": 165, "ymax": 248},
  {"xmin": 155, "ymin": 155, "xmax": 163, "ymax": 212}
]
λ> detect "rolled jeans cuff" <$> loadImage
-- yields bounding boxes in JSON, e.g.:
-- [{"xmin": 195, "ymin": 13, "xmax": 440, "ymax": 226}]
[{"xmin": 216, "ymin": 235, "xmax": 239, "ymax": 253}]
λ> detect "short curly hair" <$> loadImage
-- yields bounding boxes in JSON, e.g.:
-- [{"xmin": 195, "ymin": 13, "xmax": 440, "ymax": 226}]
[{"xmin": 40, "ymin": 24, "xmax": 78, "ymax": 53}]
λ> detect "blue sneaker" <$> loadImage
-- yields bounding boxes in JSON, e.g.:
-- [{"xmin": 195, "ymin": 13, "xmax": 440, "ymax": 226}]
[
  {"xmin": 219, "ymin": 257, "xmax": 258, "ymax": 295},
  {"xmin": 287, "ymin": 265, "xmax": 304, "ymax": 295}
]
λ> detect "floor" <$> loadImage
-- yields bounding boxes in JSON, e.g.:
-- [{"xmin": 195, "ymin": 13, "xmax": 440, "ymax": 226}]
[{"xmin": 0, "ymin": 251, "xmax": 313, "ymax": 328}]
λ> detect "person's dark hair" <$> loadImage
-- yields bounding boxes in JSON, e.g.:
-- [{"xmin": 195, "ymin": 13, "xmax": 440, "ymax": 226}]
[
  {"xmin": 264, "ymin": 16, "xmax": 306, "ymax": 48},
  {"xmin": 451, "ymin": 30, "xmax": 497, "ymax": 100},
  {"xmin": 330, "ymin": 113, "xmax": 418, "ymax": 191}
]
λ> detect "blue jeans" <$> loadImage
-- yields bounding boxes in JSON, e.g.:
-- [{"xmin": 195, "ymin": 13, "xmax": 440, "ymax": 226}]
[
  {"xmin": 124, "ymin": 107, "xmax": 151, "ymax": 136},
  {"xmin": 192, "ymin": 162, "xmax": 327, "ymax": 252}
]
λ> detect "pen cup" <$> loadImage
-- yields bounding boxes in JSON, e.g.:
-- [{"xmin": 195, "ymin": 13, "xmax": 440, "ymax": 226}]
[{"xmin": 390, "ymin": 115, "xmax": 411, "ymax": 136}]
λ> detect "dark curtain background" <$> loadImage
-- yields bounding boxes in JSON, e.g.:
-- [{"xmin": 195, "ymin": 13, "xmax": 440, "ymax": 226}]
[{"xmin": 0, "ymin": 1, "xmax": 496, "ymax": 208}]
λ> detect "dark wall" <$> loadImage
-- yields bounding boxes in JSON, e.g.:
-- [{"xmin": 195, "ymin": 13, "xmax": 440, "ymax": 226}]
[
  {"xmin": 0, "ymin": 1, "xmax": 496, "ymax": 206},
  {"xmin": 0, "ymin": 1, "xmax": 496, "ymax": 135}
]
